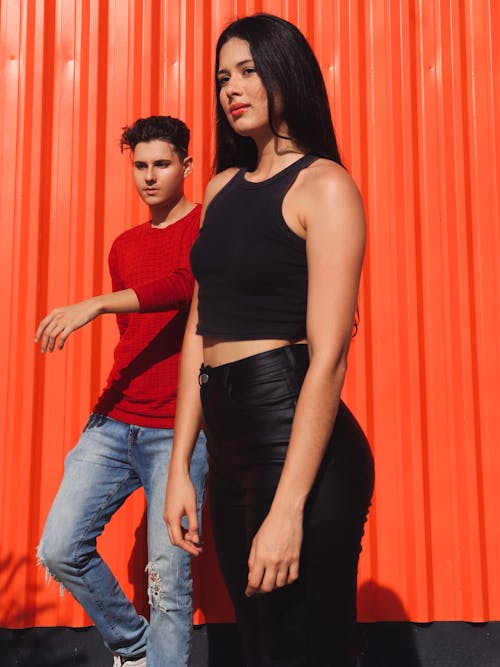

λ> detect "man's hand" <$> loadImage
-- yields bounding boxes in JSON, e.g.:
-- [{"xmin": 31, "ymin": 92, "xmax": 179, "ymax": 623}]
[{"xmin": 35, "ymin": 299, "xmax": 102, "ymax": 352}]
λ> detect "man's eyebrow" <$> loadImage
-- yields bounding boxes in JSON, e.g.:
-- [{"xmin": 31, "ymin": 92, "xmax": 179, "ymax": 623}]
[{"xmin": 133, "ymin": 159, "xmax": 171, "ymax": 164}]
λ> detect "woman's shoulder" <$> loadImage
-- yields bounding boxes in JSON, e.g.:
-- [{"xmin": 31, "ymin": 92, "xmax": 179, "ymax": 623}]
[
  {"xmin": 306, "ymin": 157, "xmax": 359, "ymax": 190},
  {"xmin": 287, "ymin": 158, "xmax": 364, "ymax": 234},
  {"xmin": 295, "ymin": 158, "xmax": 363, "ymax": 210},
  {"xmin": 200, "ymin": 168, "xmax": 240, "ymax": 223},
  {"xmin": 203, "ymin": 168, "xmax": 240, "ymax": 206}
]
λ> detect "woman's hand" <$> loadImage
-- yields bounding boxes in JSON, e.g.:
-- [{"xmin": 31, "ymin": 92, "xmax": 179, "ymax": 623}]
[
  {"xmin": 164, "ymin": 469, "xmax": 202, "ymax": 557},
  {"xmin": 245, "ymin": 508, "xmax": 303, "ymax": 596}
]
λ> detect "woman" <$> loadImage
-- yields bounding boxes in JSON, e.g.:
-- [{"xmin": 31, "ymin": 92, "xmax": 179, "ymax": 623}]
[{"xmin": 164, "ymin": 14, "xmax": 374, "ymax": 667}]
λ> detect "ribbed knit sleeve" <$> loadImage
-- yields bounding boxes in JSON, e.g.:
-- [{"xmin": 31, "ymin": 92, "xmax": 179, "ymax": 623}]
[
  {"xmin": 130, "ymin": 205, "xmax": 200, "ymax": 312},
  {"xmin": 133, "ymin": 267, "xmax": 194, "ymax": 312}
]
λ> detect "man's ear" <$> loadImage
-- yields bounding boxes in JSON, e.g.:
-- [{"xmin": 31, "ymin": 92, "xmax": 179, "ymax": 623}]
[{"xmin": 183, "ymin": 156, "xmax": 193, "ymax": 178}]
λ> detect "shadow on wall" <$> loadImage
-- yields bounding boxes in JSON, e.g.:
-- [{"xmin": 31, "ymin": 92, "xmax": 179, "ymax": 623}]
[
  {"xmin": 128, "ymin": 508, "xmax": 149, "ymax": 619},
  {"xmin": 357, "ymin": 580, "xmax": 422, "ymax": 667},
  {"xmin": 0, "ymin": 553, "xmax": 56, "ymax": 627}
]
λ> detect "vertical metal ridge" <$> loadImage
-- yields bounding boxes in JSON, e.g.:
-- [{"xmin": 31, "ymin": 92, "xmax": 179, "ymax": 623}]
[{"xmin": 1, "ymin": 0, "xmax": 499, "ymax": 628}]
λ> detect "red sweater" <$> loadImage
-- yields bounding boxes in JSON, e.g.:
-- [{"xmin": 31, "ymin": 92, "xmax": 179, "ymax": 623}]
[{"xmin": 93, "ymin": 204, "xmax": 201, "ymax": 428}]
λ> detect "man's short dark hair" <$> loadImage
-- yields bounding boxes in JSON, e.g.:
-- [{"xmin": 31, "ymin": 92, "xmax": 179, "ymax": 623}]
[{"xmin": 120, "ymin": 116, "xmax": 190, "ymax": 160}]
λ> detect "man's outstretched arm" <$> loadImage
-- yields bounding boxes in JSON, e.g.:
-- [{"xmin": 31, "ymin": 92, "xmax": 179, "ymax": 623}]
[{"xmin": 35, "ymin": 289, "xmax": 140, "ymax": 353}]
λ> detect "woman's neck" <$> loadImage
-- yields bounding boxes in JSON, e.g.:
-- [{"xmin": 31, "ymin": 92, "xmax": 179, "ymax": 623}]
[{"xmin": 250, "ymin": 135, "xmax": 303, "ymax": 180}]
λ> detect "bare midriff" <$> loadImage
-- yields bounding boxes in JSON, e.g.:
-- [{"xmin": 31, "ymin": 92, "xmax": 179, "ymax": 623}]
[{"xmin": 202, "ymin": 337, "xmax": 308, "ymax": 367}]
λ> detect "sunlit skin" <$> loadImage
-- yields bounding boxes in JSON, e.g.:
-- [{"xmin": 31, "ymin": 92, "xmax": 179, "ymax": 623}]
[
  {"xmin": 165, "ymin": 37, "xmax": 366, "ymax": 598},
  {"xmin": 35, "ymin": 140, "xmax": 194, "ymax": 352}
]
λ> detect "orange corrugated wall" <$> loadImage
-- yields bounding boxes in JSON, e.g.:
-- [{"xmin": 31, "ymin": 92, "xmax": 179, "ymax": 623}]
[{"xmin": 1, "ymin": 0, "xmax": 499, "ymax": 628}]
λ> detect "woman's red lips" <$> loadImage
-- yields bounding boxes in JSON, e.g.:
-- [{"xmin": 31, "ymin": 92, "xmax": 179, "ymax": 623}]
[{"xmin": 230, "ymin": 104, "xmax": 249, "ymax": 117}]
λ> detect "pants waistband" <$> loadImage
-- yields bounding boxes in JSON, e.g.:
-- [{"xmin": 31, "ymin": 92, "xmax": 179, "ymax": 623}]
[{"xmin": 199, "ymin": 343, "xmax": 309, "ymax": 387}]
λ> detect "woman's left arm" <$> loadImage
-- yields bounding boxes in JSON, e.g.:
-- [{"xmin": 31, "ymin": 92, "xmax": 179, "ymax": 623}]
[{"xmin": 246, "ymin": 162, "xmax": 366, "ymax": 596}]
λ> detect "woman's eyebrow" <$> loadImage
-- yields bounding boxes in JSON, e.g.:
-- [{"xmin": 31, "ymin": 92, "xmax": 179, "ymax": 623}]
[{"xmin": 217, "ymin": 59, "xmax": 254, "ymax": 75}]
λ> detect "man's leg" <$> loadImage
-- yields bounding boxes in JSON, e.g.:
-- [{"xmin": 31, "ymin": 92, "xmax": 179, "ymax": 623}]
[
  {"xmin": 134, "ymin": 427, "xmax": 208, "ymax": 667},
  {"xmin": 37, "ymin": 414, "xmax": 149, "ymax": 659}
]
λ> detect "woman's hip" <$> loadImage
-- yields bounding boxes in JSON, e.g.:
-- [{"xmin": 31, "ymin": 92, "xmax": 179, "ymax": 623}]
[{"xmin": 199, "ymin": 343, "xmax": 373, "ymax": 479}]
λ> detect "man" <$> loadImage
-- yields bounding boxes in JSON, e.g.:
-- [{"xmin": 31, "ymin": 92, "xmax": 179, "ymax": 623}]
[{"xmin": 36, "ymin": 116, "xmax": 208, "ymax": 667}]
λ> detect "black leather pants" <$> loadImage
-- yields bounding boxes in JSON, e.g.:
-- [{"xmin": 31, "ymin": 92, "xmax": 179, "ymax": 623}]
[{"xmin": 199, "ymin": 344, "xmax": 374, "ymax": 667}]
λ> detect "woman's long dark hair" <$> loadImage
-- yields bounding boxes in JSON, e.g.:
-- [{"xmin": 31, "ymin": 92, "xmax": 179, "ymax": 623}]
[{"xmin": 214, "ymin": 13, "xmax": 343, "ymax": 173}]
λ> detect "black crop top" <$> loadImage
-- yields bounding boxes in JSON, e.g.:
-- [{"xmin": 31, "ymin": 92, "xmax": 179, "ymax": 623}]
[{"xmin": 191, "ymin": 154, "xmax": 319, "ymax": 340}]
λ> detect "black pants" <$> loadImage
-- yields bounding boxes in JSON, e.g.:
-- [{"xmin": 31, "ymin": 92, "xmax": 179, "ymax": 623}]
[{"xmin": 200, "ymin": 344, "xmax": 374, "ymax": 667}]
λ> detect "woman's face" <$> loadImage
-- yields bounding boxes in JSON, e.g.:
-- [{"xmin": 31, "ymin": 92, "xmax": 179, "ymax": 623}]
[{"xmin": 217, "ymin": 37, "xmax": 283, "ymax": 139}]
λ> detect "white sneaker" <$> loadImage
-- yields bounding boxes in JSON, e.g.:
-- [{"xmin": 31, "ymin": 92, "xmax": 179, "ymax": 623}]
[{"xmin": 113, "ymin": 656, "xmax": 147, "ymax": 667}]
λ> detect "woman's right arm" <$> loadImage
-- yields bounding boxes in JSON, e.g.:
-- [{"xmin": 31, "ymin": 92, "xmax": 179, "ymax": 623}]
[
  {"xmin": 164, "ymin": 283, "xmax": 205, "ymax": 556},
  {"xmin": 164, "ymin": 168, "xmax": 238, "ymax": 556}
]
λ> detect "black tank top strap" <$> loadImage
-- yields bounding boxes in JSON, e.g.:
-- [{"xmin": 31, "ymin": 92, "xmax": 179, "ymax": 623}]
[{"xmin": 236, "ymin": 153, "xmax": 318, "ymax": 189}]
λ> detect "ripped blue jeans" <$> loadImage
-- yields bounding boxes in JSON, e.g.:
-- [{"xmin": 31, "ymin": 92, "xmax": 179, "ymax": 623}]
[{"xmin": 37, "ymin": 414, "xmax": 208, "ymax": 667}]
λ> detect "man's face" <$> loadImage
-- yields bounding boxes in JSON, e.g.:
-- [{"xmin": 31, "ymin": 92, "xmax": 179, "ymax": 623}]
[{"xmin": 132, "ymin": 140, "xmax": 191, "ymax": 208}]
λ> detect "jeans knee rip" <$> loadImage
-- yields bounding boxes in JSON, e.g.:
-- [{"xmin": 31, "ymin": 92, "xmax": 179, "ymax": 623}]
[
  {"xmin": 36, "ymin": 545, "xmax": 66, "ymax": 597},
  {"xmin": 146, "ymin": 561, "xmax": 163, "ymax": 610},
  {"xmin": 146, "ymin": 559, "xmax": 190, "ymax": 613}
]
